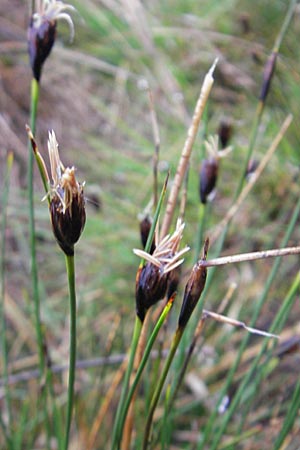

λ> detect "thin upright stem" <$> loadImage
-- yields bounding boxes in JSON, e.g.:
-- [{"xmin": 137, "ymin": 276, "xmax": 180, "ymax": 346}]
[
  {"xmin": 28, "ymin": 78, "xmax": 45, "ymax": 375},
  {"xmin": 64, "ymin": 254, "xmax": 77, "ymax": 450},
  {"xmin": 143, "ymin": 327, "xmax": 183, "ymax": 450},
  {"xmin": 111, "ymin": 316, "xmax": 142, "ymax": 450},
  {"xmin": 0, "ymin": 152, "xmax": 14, "ymax": 444},
  {"xmin": 118, "ymin": 297, "xmax": 174, "ymax": 444},
  {"xmin": 194, "ymin": 202, "xmax": 206, "ymax": 263}
]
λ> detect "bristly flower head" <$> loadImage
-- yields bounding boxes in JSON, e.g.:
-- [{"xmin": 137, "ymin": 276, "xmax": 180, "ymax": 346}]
[
  {"xmin": 28, "ymin": 0, "xmax": 75, "ymax": 81},
  {"xmin": 178, "ymin": 238, "xmax": 209, "ymax": 329},
  {"xmin": 134, "ymin": 219, "xmax": 190, "ymax": 322},
  {"xmin": 199, "ymin": 135, "xmax": 232, "ymax": 204},
  {"xmin": 47, "ymin": 131, "xmax": 86, "ymax": 256}
]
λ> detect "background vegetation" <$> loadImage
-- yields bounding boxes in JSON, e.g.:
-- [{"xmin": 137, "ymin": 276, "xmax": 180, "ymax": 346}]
[{"xmin": 1, "ymin": 0, "xmax": 300, "ymax": 448}]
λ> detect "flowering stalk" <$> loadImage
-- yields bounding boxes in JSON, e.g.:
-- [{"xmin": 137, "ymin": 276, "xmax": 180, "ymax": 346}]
[
  {"xmin": 26, "ymin": 0, "xmax": 76, "ymax": 381},
  {"xmin": 195, "ymin": 135, "xmax": 232, "ymax": 261},
  {"xmin": 111, "ymin": 177, "xmax": 169, "ymax": 450},
  {"xmin": 64, "ymin": 254, "xmax": 76, "ymax": 450},
  {"xmin": 142, "ymin": 240, "xmax": 208, "ymax": 449},
  {"xmin": 27, "ymin": 129, "xmax": 85, "ymax": 450}
]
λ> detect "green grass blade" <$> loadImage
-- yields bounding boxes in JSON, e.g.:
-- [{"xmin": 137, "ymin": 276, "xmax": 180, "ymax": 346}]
[{"xmin": 0, "ymin": 152, "xmax": 14, "ymax": 446}]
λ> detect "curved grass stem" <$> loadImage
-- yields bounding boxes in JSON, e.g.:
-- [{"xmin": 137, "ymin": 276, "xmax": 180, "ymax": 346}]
[{"xmin": 64, "ymin": 254, "xmax": 77, "ymax": 450}]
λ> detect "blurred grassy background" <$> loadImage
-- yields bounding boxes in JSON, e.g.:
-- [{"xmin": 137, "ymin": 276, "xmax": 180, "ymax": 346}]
[{"xmin": 1, "ymin": 0, "xmax": 300, "ymax": 448}]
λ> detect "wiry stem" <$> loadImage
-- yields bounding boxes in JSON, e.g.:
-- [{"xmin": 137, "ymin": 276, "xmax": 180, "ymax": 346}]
[
  {"xmin": 28, "ymin": 78, "xmax": 45, "ymax": 376},
  {"xmin": 142, "ymin": 327, "xmax": 184, "ymax": 450},
  {"xmin": 111, "ymin": 316, "xmax": 142, "ymax": 450},
  {"xmin": 118, "ymin": 297, "xmax": 175, "ymax": 446},
  {"xmin": 0, "ymin": 152, "xmax": 14, "ymax": 445},
  {"xmin": 64, "ymin": 254, "xmax": 77, "ymax": 450},
  {"xmin": 148, "ymin": 88, "xmax": 160, "ymax": 210}
]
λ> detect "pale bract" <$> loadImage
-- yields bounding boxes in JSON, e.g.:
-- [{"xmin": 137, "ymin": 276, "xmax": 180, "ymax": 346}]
[
  {"xmin": 32, "ymin": 0, "xmax": 76, "ymax": 41},
  {"xmin": 47, "ymin": 130, "xmax": 83, "ymax": 214},
  {"xmin": 133, "ymin": 219, "xmax": 190, "ymax": 274}
]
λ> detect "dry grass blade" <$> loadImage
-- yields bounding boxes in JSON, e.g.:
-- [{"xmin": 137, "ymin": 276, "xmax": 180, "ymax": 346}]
[
  {"xmin": 203, "ymin": 246, "xmax": 300, "ymax": 268},
  {"xmin": 160, "ymin": 59, "xmax": 218, "ymax": 238},
  {"xmin": 203, "ymin": 310, "xmax": 279, "ymax": 339}
]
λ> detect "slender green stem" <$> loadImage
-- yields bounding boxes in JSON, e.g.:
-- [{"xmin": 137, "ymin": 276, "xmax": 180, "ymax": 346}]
[
  {"xmin": 28, "ymin": 78, "xmax": 44, "ymax": 375},
  {"xmin": 273, "ymin": 379, "xmax": 300, "ymax": 450},
  {"xmin": 64, "ymin": 254, "xmax": 77, "ymax": 450},
  {"xmin": 234, "ymin": 101, "xmax": 263, "ymax": 199},
  {"xmin": 0, "ymin": 152, "xmax": 14, "ymax": 448},
  {"xmin": 142, "ymin": 327, "xmax": 184, "ymax": 450},
  {"xmin": 274, "ymin": 0, "xmax": 297, "ymax": 53},
  {"xmin": 111, "ymin": 316, "xmax": 142, "ymax": 450},
  {"xmin": 118, "ymin": 298, "xmax": 174, "ymax": 443},
  {"xmin": 194, "ymin": 202, "xmax": 206, "ymax": 263}
]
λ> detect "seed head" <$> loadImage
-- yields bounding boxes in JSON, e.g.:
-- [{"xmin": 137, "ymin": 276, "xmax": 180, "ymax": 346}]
[
  {"xmin": 199, "ymin": 135, "xmax": 232, "ymax": 204},
  {"xmin": 139, "ymin": 214, "xmax": 155, "ymax": 254},
  {"xmin": 47, "ymin": 131, "xmax": 85, "ymax": 256},
  {"xmin": 28, "ymin": 0, "xmax": 75, "ymax": 81},
  {"xmin": 199, "ymin": 158, "xmax": 218, "ymax": 204},
  {"xmin": 178, "ymin": 238, "xmax": 209, "ymax": 329},
  {"xmin": 218, "ymin": 119, "xmax": 233, "ymax": 149},
  {"xmin": 259, "ymin": 51, "xmax": 277, "ymax": 103},
  {"xmin": 134, "ymin": 219, "xmax": 190, "ymax": 322}
]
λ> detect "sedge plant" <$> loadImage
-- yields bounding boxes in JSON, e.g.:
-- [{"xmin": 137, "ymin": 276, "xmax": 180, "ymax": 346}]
[
  {"xmin": 27, "ymin": 128, "xmax": 86, "ymax": 450},
  {"xmin": 27, "ymin": 0, "xmax": 76, "ymax": 381}
]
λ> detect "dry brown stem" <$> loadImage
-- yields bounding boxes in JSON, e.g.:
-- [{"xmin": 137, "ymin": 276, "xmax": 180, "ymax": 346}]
[{"xmin": 160, "ymin": 59, "xmax": 218, "ymax": 238}]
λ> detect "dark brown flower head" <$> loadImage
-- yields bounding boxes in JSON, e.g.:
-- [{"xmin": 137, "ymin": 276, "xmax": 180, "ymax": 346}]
[
  {"xmin": 199, "ymin": 135, "xmax": 232, "ymax": 204},
  {"xmin": 135, "ymin": 264, "xmax": 169, "ymax": 322},
  {"xmin": 218, "ymin": 119, "xmax": 233, "ymax": 149},
  {"xmin": 139, "ymin": 214, "xmax": 155, "ymax": 254},
  {"xmin": 134, "ymin": 220, "xmax": 189, "ymax": 322},
  {"xmin": 47, "ymin": 131, "xmax": 85, "ymax": 256},
  {"xmin": 246, "ymin": 158, "xmax": 259, "ymax": 181},
  {"xmin": 178, "ymin": 238, "xmax": 209, "ymax": 329},
  {"xmin": 167, "ymin": 265, "xmax": 181, "ymax": 301},
  {"xmin": 259, "ymin": 51, "xmax": 277, "ymax": 103},
  {"xmin": 199, "ymin": 158, "xmax": 218, "ymax": 204},
  {"xmin": 28, "ymin": 0, "xmax": 75, "ymax": 81}
]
